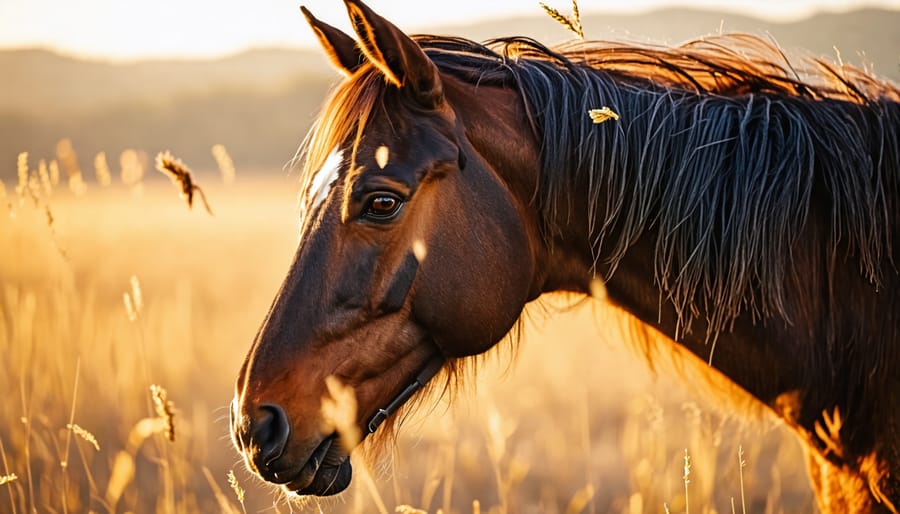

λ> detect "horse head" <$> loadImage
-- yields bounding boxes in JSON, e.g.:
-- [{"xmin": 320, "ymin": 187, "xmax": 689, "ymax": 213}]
[{"xmin": 230, "ymin": 0, "xmax": 542, "ymax": 496}]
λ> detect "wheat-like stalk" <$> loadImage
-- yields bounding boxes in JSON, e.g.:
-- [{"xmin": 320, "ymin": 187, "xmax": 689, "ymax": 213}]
[
  {"xmin": 0, "ymin": 180, "xmax": 12, "ymax": 216},
  {"xmin": 683, "ymin": 448, "xmax": 692, "ymax": 514},
  {"xmin": 94, "ymin": 152, "xmax": 112, "ymax": 187},
  {"xmin": 738, "ymin": 445, "xmax": 747, "ymax": 514},
  {"xmin": 540, "ymin": 0, "xmax": 584, "ymax": 39},
  {"xmin": 49, "ymin": 159, "xmax": 60, "ymax": 186},
  {"xmin": 227, "ymin": 470, "xmax": 246, "ymax": 512},
  {"xmin": 66, "ymin": 424, "xmax": 100, "ymax": 452},
  {"xmin": 211, "ymin": 144, "xmax": 236, "ymax": 184},
  {"xmin": 119, "ymin": 149, "xmax": 144, "ymax": 186},
  {"xmin": 123, "ymin": 293, "xmax": 138, "ymax": 322},
  {"xmin": 56, "ymin": 138, "xmax": 87, "ymax": 196},
  {"xmin": 16, "ymin": 152, "xmax": 28, "ymax": 200},
  {"xmin": 565, "ymin": 484, "xmax": 595, "ymax": 514},
  {"xmin": 150, "ymin": 385, "xmax": 176, "ymax": 442},
  {"xmin": 588, "ymin": 107, "xmax": 620, "ymax": 124},
  {"xmin": 155, "ymin": 151, "xmax": 214, "ymax": 215},
  {"xmin": 322, "ymin": 376, "xmax": 361, "ymax": 450},
  {"xmin": 38, "ymin": 159, "xmax": 52, "ymax": 197},
  {"xmin": 129, "ymin": 276, "xmax": 143, "ymax": 313}
]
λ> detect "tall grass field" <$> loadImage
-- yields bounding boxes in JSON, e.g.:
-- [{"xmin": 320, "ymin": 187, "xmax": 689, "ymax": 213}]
[{"xmin": 0, "ymin": 153, "xmax": 816, "ymax": 513}]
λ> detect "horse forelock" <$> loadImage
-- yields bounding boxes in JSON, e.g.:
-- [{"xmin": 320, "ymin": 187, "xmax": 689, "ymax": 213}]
[{"xmin": 296, "ymin": 63, "xmax": 387, "ymax": 226}]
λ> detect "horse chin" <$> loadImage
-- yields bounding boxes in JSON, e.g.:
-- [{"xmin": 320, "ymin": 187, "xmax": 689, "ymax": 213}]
[{"xmin": 285, "ymin": 443, "xmax": 353, "ymax": 497}]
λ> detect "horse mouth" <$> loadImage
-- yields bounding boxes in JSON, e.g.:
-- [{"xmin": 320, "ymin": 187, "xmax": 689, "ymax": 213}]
[{"xmin": 281, "ymin": 434, "xmax": 352, "ymax": 496}]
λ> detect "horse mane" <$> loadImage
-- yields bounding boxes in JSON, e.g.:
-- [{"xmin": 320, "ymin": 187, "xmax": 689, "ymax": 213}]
[{"xmin": 299, "ymin": 32, "xmax": 900, "ymax": 341}]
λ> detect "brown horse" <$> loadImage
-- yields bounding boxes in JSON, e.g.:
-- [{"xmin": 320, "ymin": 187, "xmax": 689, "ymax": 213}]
[{"xmin": 230, "ymin": 1, "xmax": 900, "ymax": 511}]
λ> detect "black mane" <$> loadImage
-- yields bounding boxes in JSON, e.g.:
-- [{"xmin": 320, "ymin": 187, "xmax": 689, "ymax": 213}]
[{"xmin": 419, "ymin": 34, "xmax": 900, "ymax": 339}]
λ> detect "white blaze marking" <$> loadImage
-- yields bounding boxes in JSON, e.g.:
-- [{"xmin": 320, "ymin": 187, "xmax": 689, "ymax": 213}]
[
  {"xmin": 309, "ymin": 149, "xmax": 343, "ymax": 210},
  {"xmin": 375, "ymin": 145, "xmax": 389, "ymax": 169}
]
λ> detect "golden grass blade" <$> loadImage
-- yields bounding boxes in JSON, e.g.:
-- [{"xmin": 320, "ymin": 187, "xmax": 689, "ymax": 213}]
[
  {"xmin": 94, "ymin": 152, "xmax": 112, "ymax": 187},
  {"xmin": 211, "ymin": 144, "xmax": 236, "ymax": 184},
  {"xmin": 48, "ymin": 159, "xmax": 60, "ymax": 186},
  {"xmin": 683, "ymin": 448, "xmax": 692, "ymax": 514},
  {"xmin": 0, "ymin": 180, "xmax": 12, "ymax": 217},
  {"xmin": 154, "ymin": 151, "xmax": 214, "ymax": 215},
  {"xmin": 105, "ymin": 451, "xmax": 134, "ymax": 507},
  {"xmin": 540, "ymin": 1, "xmax": 584, "ymax": 39},
  {"xmin": 62, "ymin": 358, "xmax": 81, "ymax": 470},
  {"xmin": 123, "ymin": 293, "xmax": 138, "ymax": 322},
  {"xmin": 56, "ymin": 138, "xmax": 87, "ymax": 196},
  {"xmin": 354, "ymin": 455, "xmax": 389, "ymax": 514},
  {"xmin": 38, "ymin": 160, "xmax": 51, "ymax": 197},
  {"xmin": 150, "ymin": 384, "xmax": 176, "ymax": 442},
  {"xmin": 588, "ymin": 107, "xmax": 620, "ymax": 124},
  {"xmin": 129, "ymin": 276, "xmax": 143, "ymax": 314},
  {"xmin": 66, "ymin": 424, "xmax": 100, "ymax": 452},
  {"xmin": 119, "ymin": 149, "xmax": 145, "ymax": 186},
  {"xmin": 226, "ymin": 470, "xmax": 245, "ymax": 509},
  {"xmin": 571, "ymin": 0, "xmax": 581, "ymax": 36},
  {"xmin": 565, "ymin": 484, "xmax": 595, "ymax": 514},
  {"xmin": 15, "ymin": 152, "xmax": 28, "ymax": 200},
  {"xmin": 322, "ymin": 375, "xmax": 361, "ymax": 450},
  {"xmin": 0, "ymin": 437, "xmax": 16, "ymax": 514},
  {"xmin": 738, "ymin": 445, "xmax": 747, "ymax": 514}
]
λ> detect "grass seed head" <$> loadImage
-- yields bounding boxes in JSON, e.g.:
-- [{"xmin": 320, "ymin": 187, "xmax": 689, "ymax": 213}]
[
  {"xmin": 67, "ymin": 423, "xmax": 101, "ymax": 451},
  {"xmin": 49, "ymin": 159, "xmax": 60, "ymax": 186},
  {"xmin": 227, "ymin": 469, "xmax": 245, "ymax": 505},
  {"xmin": 155, "ymin": 151, "xmax": 214, "ymax": 215},
  {"xmin": 211, "ymin": 144, "xmax": 236, "ymax": 184},
  {"xmin": 95, "ymin": 152, "xmax": 112, "ymax": 186},
  {"xmin": 16, "ymin": 152, "xmax": 28, "ymax": 198},
  {"xmin": 0, "ymin": 179, "xmax": 11, "ymax": 216},
  {"xmin": 589, "ymin": 107, "xmax": 620, "ymax": 124},
  {"xmin": 120, "ymin": 149, "xmax": 145, "ymax": 186},
  {"xmin": 38, "ymin": 159, "xmax": 52, "ymax": 196},
  {"xmin": 150, "ymin": 384, "xmax": 176, "ymax": 441},
  {"xmin": 129, "ymin": 275, "xmax": 143, "ymax": 313},
  {"xmin": 540, "ymin": 0, "xmax": 584, "ymax": 39}
]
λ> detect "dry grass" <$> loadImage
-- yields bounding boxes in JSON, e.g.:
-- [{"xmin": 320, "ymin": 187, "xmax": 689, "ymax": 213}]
[
  {"xmin": 155, "ymin": 151, "xmax": 214, "ymax": 215},
  {"xmin": 0, "ymin": 168, "xmax": 816, "ymax": 513},
  {"xmin": 540, "ymin": 1, "xmax": 584, "ymax": 40}
]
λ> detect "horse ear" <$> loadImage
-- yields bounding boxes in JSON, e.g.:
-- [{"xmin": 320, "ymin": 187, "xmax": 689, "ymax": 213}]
[
  {"xmin": 343, "ymin": 0, "xmax": 443, "ymax": 108},
  {"xmin": 301, "ymin": 6, "xmax": 365, "ymax": 76}
]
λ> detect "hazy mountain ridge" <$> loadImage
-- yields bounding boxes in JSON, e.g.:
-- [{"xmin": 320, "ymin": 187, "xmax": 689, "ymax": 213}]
[{"xmin": 2, "ymin": 8, "xmax": 898, "ymax": 178}]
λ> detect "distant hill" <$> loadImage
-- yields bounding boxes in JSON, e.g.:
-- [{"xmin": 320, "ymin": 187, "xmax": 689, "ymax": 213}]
[{"xmin": 2, "ymin": 8, "xmax": 898, "ymax": 180}]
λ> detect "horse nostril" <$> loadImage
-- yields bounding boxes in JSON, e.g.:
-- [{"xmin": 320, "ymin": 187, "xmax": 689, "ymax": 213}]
[{"xmin": 252, "ymin": 404, "xmax": 291, "ymax": 469}]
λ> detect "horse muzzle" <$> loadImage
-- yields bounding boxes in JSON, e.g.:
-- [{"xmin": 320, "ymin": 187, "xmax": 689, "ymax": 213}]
[{"xmin": 230, "ymin": 400, "xmax": 352, "ymax": 496}]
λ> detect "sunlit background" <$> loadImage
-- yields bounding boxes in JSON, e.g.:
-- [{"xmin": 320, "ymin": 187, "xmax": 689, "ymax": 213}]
[{"xmin": 1, "ymin": 0, "xmax": 899, "ymax": 59}]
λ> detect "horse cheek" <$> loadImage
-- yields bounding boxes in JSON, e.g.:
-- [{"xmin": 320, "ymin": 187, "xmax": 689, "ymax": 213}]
[{"xmin": 413, "ymin": 185, "xmax": 533, "ymax": 357}]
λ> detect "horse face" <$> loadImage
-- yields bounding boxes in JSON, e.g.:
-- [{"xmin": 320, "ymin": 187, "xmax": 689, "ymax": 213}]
[{"xmin": 230, "ymin": 0, "xmax": 536, "ymax": 497}]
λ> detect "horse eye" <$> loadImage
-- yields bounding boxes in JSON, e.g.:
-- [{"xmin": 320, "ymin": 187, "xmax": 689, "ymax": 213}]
[{"xmin": 363, "ymin": 194, "xmax": 403, "ymax": 221}]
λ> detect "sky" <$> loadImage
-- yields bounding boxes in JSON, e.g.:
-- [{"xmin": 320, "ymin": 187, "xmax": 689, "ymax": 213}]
[{"xmin": 1, "ymin": 0, "xmax": 899, "ymax": 61}]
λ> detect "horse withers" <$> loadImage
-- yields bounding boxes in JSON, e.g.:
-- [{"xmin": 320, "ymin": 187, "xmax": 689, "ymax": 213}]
[{"xmin": 230, "ymin": 1, "xmax": 900, "ymax": 511}]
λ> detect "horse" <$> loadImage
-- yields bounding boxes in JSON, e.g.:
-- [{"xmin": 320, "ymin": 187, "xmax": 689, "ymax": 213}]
[{"xmin": 229, "ymin": 1, "xmax": 900, "ymax": 511}]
